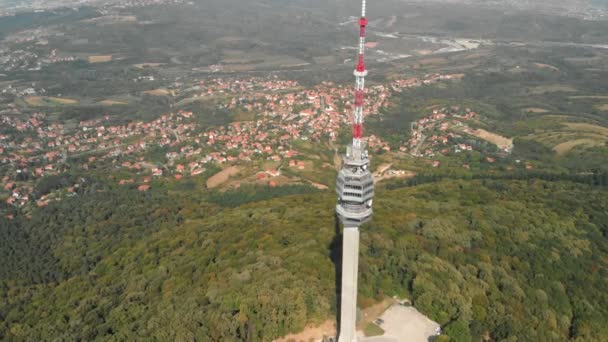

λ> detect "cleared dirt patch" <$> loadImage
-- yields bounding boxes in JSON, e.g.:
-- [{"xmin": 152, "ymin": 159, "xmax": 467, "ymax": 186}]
[
  {"xmin": 554, "ymin": 139, "xmax": 605, "ymax": 156},
  {"xmin": 144, "ymin": 88, "xmax": 170, "ymax": 96},
  {"xmin": 98, "ymin": 100, "xmax": 128, "ymax": 105},
  {"xmin": 308, "ymin": 181, "xmax": 329, "ymax": 190},
  {"xmin": 273, "ymin": 320, "xmax": 336, "ymax": 342},
  {"xmin": 534, "ymin": 63, "xmax": 560, "ymax": 71},
  {"xmin": 88, "ymin": 55, "xmax": 113, "ymax": 63},
  {"xmin": 207, "ymin": 166, "xmax": 239, "ymax": 188},
  {"xmin": 415, "ymin": 49, "xmax": 434, "ymax": 55},
  {"xmin": 524, "ymin": 107, "xmax": 549, "ymax": 113},
  {"xmin": 375, "ymin": 163, "xmax": 392, "ymax": 175}
]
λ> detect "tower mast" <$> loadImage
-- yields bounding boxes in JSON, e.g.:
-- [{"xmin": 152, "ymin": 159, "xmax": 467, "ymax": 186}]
[
  {"xmin": 335, "ymin": 0, "xmax": 374, "ymax": 341},
  {"xmin": 353, "ymin": 0, "xmax": 368, "ymax": 151}
]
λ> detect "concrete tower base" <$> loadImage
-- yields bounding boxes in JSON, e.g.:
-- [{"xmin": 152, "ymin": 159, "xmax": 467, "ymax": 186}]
[{"xmin": 338, "ymin": 226, "xmax": 360, "ymax": 342}]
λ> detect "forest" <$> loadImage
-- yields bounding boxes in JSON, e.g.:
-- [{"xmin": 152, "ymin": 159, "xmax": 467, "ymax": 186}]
[
  {"xmin": 1, "ymin": 176, "xmax": 607, "ymax": 341},
  {"xmin": 2, "ymin": 1, "xmax": 608, "ymax": 340}
]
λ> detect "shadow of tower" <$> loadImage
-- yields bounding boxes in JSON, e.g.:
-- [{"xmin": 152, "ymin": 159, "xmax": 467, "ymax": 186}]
[{"xmin": 329, "ymin": 213, "xmax": 342, "ymax": 337}]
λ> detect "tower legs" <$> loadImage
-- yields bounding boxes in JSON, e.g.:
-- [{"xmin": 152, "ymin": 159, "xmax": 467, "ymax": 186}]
[{"xmin": 338, "ymin": 226, "xmax": 360, "ymax": 342}]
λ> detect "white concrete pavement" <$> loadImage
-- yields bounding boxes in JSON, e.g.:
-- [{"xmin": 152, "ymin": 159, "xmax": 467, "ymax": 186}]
[{"xmin": 358, "ymin": 304, "xmax": 440, "ymax": 342}]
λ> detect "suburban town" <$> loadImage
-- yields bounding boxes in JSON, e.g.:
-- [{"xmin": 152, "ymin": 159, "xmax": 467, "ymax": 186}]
[{"xmin": 0, "ymin": 73, "xmax": 487, "ymax": 212}]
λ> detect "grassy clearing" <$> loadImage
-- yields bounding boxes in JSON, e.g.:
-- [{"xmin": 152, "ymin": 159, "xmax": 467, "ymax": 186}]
[
  {"xmin": 553, "ymin": 139, "xmax": 605, "ymax": 156},
  {"xmin": 175, "ymin": 96, "xmax": 208, "ymax": 107},
  {"xmin": 363, "ymin": 323, "xmax": 385, "ymax": 337},
  {"xmin": 82, "ymin": 15, "xmax": 137, "ymax": 24},
  {"xmin": 529, "ymin": 84, "xmax": 577, "ymax": 95},
  {"xmin": 231, "ymin": 109, "xmax": 255, "ymax": 121},
  {"xmin": 568, "ymin": 95, "xmax": 608, "ymax": 100},
  {"xmin": 417, "ymin": 57, "xmax": 448, "ymax": 65},
  {"xmin": 526, "ymin": 120, "xmax": 608, "ymax": 155},
  {"xmin": 596, "ymin": 104, "xmax": 608, "ymax": 111},
  {"xmin": 532, "ymin": 132, "xmax": 579, "ymax": 146},
  {"xmin": 563, "ymin": 122, "xmax": 608, "ymax": 136}
]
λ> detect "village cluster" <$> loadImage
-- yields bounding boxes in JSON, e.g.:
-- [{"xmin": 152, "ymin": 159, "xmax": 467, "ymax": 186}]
[
  {"xmin": 1, "ymin": 73, "xmax": 463, "ymax": 210},
  {"xmin": 403, "ymin": 105, "xmax": 514, "ymax": 168}
]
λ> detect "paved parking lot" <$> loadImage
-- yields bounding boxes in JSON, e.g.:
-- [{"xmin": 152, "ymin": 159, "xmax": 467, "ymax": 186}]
[{"xmin": 359, "ymin": 304, "xmax": 440, "ymax": 342}]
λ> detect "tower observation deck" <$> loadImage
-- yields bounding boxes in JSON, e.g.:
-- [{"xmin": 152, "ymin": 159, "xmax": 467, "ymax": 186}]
[{"xmin": 335, "ymin": 0, "xmax": 374, "ymax": 341}]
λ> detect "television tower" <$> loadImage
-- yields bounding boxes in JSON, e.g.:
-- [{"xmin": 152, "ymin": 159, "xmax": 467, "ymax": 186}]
[{"xmin": 335, "ymin": 0, "xmax": 374, "ymax": 341}]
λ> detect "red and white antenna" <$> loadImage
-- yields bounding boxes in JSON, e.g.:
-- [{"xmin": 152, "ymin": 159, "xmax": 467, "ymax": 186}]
[{"xmin": 352, "ymin": 0, "xmax": 368, "ymax": 151}]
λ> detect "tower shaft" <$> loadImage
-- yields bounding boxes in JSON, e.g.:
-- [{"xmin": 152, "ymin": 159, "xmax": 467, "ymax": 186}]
[{"xmin": 338, "ymin": 227, "xmax": 360, "ymax": 342}]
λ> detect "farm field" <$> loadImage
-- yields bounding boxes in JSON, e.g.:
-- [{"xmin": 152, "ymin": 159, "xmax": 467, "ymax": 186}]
[
  {"xmin": 24, "ymin": 96, "xmax": 79, "ymax": 106},
  {"xmin": 98, "ymin": 99, "xmax": 128, "ymax": 105},
  {"xmin": 88, "ymin": 55, "xmax": 113, "ymax": 63}
]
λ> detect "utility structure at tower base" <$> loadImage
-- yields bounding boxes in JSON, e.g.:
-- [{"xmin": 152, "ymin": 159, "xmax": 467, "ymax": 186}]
[{"xmin": 335, "ymin": 0, "xmax": 375, "ymax": 341}]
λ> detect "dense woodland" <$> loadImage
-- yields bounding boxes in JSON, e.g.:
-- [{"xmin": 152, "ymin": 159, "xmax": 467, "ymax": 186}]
[
  {"xmin": 2, "ymin": 1, "xmax": 608, "ymax": 340},
  {"xmin": 1, "ymin": 176, "xmax": 607, "ymax": 341}
]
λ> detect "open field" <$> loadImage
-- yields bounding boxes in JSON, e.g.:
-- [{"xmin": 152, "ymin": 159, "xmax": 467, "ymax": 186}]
[
  {"xmin": 568, "ymin": 95, "xmax": 608, "ymax": 100},
  {"xmin": 564, "ymin": 122, "xmax": 608, "ymax": 136},
  {"xmin": 25, "ymin": 96, "xmax": 79, "ymax": 106},
  {"xmin": 596, "ymin": 104, "xmax": 608, "ymax": 111},
  {"xmin": 524, "ymin": 107, "xmax": 549, "ymax": 113},
  {"xmin": 143, "ymin": 88, "xmax": 171, "ymax": 96},
  {"xmin": 175, "ymin": 96, "xmax": 209, "ymax": 107},
  {"xmin": 207, "ymin": 166, "xmax": 240, "ymax": 188},
  {"xmin": 553, "ymin": 139, "xmax": 605, "ymax": 156},
  {"xmin": 231, "ymin": 109, "xmax": 255, "ymax": 121},
  {"xmin": 288, "ymin": 160, "xmax": 314, "ymax": 171},
  {"xmin": 534, "ymin": 63, "xmax": 560, "ymax": 71},
  {"xmin": 307, "ymin": 181, "xmax": 329, "ymax": 190},
  {"xmin": 414, "ymin": 49, "xmax": 434, "ymax": 55},
  {"xmin": 134, "ymin": 63, "xmax": 166, "ymax": 69},
  {"xmin": 88, "ymin": 55, "xmax": 113, "ymax": 63},
  {"xmin": 219, "ymin": 50, "xmax": 309, "ymax": 70},
  {"xmin": 470, "ymin": 129, "xmax": 513, "ymax": 150},
  {"xmin": 374, "ymin": 163, "xmax": 392, "ymax": 176},
  {"xmin": 530, "ymin": 84, "xmax": 577, "ymax": 95},
  {"xmin": 531, "ymin": 131, "xmax": 579, "ymax": 145},
  {"xmin": 523, "ymin": 120, "xmax": 608, "ymax": 155},
  {"xmin": 416, "ymin": 57, "xmax": 448, "ymax": 65},
  {"xmin": 82, "ymin": 15, "xmax": 137, "ymax": 25},
  {"xmin": 98, "ymin": 100, "xmax": 128, "ymax": 105}
]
